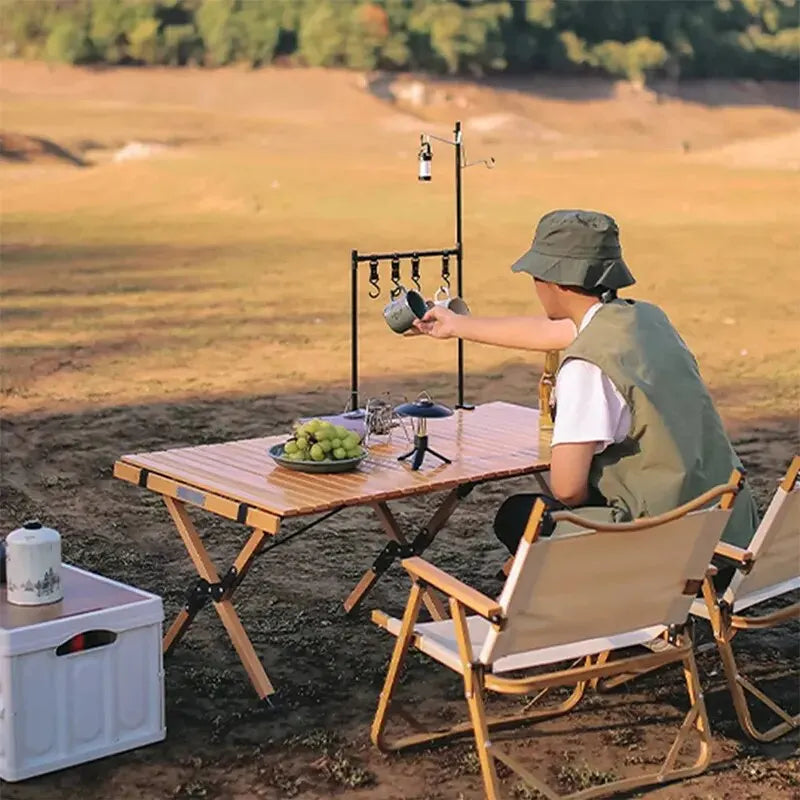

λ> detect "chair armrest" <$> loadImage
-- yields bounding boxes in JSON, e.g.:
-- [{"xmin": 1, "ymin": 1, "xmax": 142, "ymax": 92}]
[
  {"xmin": 714, "ymin": 541, "xmax": 754, "ymax": 565},
  {"xmin": 402, "ymin": 556, "xmax": 503, "ymax": 621},
  {"xmin": 550, "ymin": 473, "xmax": 743, "ymax": 532}
]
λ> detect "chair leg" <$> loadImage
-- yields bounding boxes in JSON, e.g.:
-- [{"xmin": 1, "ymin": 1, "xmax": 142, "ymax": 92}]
[
  {"xmin": 371, "ymin": 681, "xmax": 588, "ymax": 754},
  {"xmin": 476, "ymin": 648, "xmax": 713, "ymax": 800},
  {"xmin": 657, "ymin": 648, "xmax": 712, "ymax": 778},
  {"xmin": 716, "ymin": 624, "xmax": 799, "ymax": 742},
  {"xmin": 464, "ymin": 665, "xmax": 502, "ymax": 800},
  {"xmin": 371, "ymin": 582, "xmax": 424, "ymax": 751},
  {"xmin": 550, "ymin": 649, "xmax": 713, "ymax": 800}
]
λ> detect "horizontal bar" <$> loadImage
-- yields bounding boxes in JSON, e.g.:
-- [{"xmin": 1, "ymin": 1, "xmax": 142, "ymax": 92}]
[
  {"xmin": 113, "ymin": 461, "xmax": 281, "ymax": 534},
  {"xmin": 355, "ymin": 247, "xmax": 459, "ymax": 263}
]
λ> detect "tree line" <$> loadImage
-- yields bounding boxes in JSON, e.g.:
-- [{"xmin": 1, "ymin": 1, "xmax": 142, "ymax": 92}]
[{"xmin": 2, "ymin": 0, "xmax": 797, "ymax": 82}]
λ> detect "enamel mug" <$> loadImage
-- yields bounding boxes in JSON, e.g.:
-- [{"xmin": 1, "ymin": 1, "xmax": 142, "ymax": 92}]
[{"xmin": 383, "ymin": 288, "xmax": 427, "ymax": 333}]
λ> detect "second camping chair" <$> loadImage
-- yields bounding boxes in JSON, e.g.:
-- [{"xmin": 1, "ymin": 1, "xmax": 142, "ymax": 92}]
[{"xmin": 692, "ymin": 455, "xmax": 799, "ymax": 742}]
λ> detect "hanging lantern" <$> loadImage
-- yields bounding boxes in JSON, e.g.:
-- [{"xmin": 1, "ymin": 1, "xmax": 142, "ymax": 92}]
[{"xmin": 418, "ymin": 139, "xmax": 432, "ymax": 182}]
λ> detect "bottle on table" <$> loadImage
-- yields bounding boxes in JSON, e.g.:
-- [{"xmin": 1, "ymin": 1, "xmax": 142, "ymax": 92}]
[{"xmin": 538, "ymin": 350, "xmax": 560, "ymax": 431}]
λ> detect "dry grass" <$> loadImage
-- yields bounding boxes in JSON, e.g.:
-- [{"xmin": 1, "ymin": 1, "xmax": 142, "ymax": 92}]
[{"xmin": 2, "ymin": 62, "xmax": 799, "ymax": 426}]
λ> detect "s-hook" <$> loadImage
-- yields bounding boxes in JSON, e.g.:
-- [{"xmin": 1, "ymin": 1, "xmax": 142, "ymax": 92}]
[
  {"xmin": 410, "ymin": 254, "xmax": 421, "ymax": 291},
  {"xmin": 390, "ymin": 255, "xmax": 402, "ymax": 298},
  {"xmin": 368, "ymin": 258, "xmax": 380, "ymax": 299},
  {"xmin": 441, "ymin": 253, "xmax": 451, "ymax": 291}
]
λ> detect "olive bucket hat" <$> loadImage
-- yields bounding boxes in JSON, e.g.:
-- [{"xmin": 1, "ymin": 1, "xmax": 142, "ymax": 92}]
[{"xmin": 511, "ymin": 209, "xmax": 635, "ymax": 291}]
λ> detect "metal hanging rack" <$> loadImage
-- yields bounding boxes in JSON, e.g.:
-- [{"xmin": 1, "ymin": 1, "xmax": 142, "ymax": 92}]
[{"xmin": 348, "ymin": 120, "xmax": 494, "ymax": 416}]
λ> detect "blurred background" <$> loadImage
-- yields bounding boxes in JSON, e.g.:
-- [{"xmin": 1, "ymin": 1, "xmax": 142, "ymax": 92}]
[{"xmin": 2, "ymin": 0, "xmax": 799, "ymax": 421}]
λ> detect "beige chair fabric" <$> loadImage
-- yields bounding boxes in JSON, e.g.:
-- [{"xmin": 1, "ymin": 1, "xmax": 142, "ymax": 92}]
[
  {"xmin": 384, "ymin": 613, "xmax": 666, "ymax": 674},
  {"xmin": 724, "ymin": 475, "xmax": 800, "ymax": 610},
  {"xmin": 482, "ymin": 509, "xmax": 729, "ymax": 665}
]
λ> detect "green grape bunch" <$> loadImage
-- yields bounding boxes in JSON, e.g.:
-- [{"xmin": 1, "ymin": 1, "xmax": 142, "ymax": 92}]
[{"xmin": 282, "ymin": 419, "xmax": 365, "ymax": 462}]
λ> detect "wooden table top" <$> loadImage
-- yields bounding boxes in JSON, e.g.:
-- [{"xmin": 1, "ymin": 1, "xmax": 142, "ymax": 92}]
[{"xmin": 116, "ymin": 401, "xmax": 551, "ymax": 519}]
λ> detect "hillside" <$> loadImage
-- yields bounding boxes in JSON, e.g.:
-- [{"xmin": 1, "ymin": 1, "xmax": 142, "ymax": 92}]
[{"xmin": 1, "ymin": 61, "xmax": 798, "ymax": 167}]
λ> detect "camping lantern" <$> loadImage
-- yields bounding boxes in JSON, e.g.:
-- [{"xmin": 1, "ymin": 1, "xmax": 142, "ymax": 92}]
[
  {"xmin": 395, "ymin": 394, "xmax": 453, "ymax": 470},
  {"xmin": 418, "ymin": 139, "xmax": 432, "ymax": 181}
]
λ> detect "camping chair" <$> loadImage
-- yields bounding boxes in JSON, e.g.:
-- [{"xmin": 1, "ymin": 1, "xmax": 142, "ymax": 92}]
[
  {"xmin": 691, "ymin": 455, "xmax": 800, "ymax": 742},
  {"xmin": 370, "ymin": 473, "xmax": 742, "ymax": 800}
]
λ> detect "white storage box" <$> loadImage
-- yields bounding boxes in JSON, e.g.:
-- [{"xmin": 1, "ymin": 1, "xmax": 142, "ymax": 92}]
[{"xmin": 0, "ymin": 564, "xmax": 165, "ymax": 781}]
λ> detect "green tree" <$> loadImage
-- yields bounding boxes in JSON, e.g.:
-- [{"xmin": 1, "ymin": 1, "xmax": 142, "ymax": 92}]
[
  {"xmin": 345, "ymin": 3, "xmax": 390, "ymax": 70},
  {"xmin": 43, "ymin": 2, "xmax": 94, "ymax": 64},
  {"xmin": 298, "ymin": 0, "xmax": 350, "ymax": 67},
  {"xmin": 162, "ymin": 23, "xmax": 201, "ymax": 66},
  {"xmin": 2, "ymin": 0, "xmax": 51, "ymax": 58},
  {"xmin": 0, "ymin": 0, "xmax": 796, "ymax": 79},
  {"xmin": 195, "ymin": 0, "xmax": 237, "ymax": 65},
  {"xmin": 590, "ymin": 37, "xmax": 668, "ymax": 83},
  {"xmin": 409, "ymin": 1, "xmax": 511, "ymax": 75},
  {"xmin": 89, "ymin": 0, "xmax": 136, "ymax": 62},
  {"xmin": 127, "ymin": 16, "xmax": 161, "ymax": 63},
  {"xmin": 45, "ymin": 19, "xmax": 93, "ymax": 63}
]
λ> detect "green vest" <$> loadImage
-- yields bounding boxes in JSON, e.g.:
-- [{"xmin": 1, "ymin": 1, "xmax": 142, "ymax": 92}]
[{"xmin": 560, "ymin": 299, "xmax": 759, "ymax": 547}]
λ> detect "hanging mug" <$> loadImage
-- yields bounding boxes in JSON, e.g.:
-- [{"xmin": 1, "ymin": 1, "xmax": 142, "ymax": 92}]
[
  {"xmin": 383, "ymin": 287, "xmax": 427, "ymax": 334},
  {"xmin": 426, "ymin": 286, "xmax": 470, "ymax": 315}
]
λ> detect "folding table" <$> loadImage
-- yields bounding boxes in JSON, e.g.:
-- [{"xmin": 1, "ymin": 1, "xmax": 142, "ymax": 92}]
[{"xmin": 113, "ymin": 401, "xmax": 552, "ymax": 700}]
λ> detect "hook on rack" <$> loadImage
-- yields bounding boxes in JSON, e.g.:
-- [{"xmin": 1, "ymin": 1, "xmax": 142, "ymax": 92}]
[
  {"xmin": 441, "ymin": 253, "xmax": 451, "ymax": 290},
  {"xmin": 368, "ymin": 259, "xmax": 381, "ymax": 299},
  {"xmin": 390, "ymin": 255, "xmax": 402, "ymax": 298},
  {"xmin": 410, "ymin": 254, "xmax": 421, "ymax": 291}
]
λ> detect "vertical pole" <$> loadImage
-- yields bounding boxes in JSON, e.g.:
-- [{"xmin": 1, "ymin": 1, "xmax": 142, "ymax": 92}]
[
  {"xmin": 454, "ymin": 120, "xmax": 468, "ymax": 409},
  {"xmin": 351, "ymin": 249, "xmax": 359, "ymax": 413}
]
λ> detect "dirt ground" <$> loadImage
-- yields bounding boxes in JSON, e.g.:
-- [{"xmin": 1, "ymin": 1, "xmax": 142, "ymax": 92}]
[{"xmin": 1, "ymin": 63, "xmax": 798, "ymax": 799}]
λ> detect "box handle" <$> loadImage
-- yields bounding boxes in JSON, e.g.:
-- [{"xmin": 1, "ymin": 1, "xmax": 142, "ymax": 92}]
[{"xmin": 55, "ymin": 629, "xmax": 117, "ymax": 656}]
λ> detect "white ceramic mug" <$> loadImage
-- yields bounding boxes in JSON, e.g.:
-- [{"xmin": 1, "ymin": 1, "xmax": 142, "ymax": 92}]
[{"xmin": 426, "ymin": 286, "xmax": 470, "ymax": 315}]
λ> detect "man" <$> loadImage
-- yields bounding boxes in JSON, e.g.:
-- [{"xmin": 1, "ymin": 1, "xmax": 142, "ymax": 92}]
[{"xmin": 414, "ymin": 209, "xmax": 759, "ymax": 555}]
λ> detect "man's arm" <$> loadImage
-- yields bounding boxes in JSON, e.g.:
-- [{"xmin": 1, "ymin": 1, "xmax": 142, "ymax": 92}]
[
  {"xmin": 412, "ymin": 306, "xmax": 576, "ymax": 352},
  {"xmin": 549, "ymin": 442, "xmax": 597, "ymax": 506}
]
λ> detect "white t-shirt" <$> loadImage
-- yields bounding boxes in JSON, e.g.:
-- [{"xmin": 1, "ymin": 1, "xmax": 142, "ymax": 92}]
[{"xmin": 551, "ymin": 304, "xmax": 631, "ymax": 454}]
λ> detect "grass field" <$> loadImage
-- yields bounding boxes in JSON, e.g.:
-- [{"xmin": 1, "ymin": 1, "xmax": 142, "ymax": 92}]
[{"xmin": 1, "ymin": 62, "xmax": 798, "ymax": 800}]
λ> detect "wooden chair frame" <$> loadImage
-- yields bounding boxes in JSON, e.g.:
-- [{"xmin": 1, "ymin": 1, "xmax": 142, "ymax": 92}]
[
  {"xmin": 370, "ymin": 476, "xmax": 741, "ymax": 800},
  {"xmin": 694, "ymin": 455, "xmax": 800, "ymax": 742}
]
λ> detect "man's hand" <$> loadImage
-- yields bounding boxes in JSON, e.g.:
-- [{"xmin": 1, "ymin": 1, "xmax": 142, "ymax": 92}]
[{"xmin": 412, "ymin": 305, "xmax": 460, "ymax": 339}]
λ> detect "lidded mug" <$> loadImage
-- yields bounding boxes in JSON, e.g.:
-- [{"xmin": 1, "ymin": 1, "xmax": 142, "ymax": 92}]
[{"xmin": 6, "ymin": 520, "xmax": 63, "ymax": 606}]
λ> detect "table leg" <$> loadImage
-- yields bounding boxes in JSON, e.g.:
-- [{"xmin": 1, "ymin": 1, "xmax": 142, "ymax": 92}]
[
  {"xmin": 163, "ymin": 496, "xmax": 276, "ymax": 699},
  {"xmin": 344, "ymin": 486, "xmax": 471, "ymax": 619},
  {"xmin": 373, "ymin": 502, "xmax": 448, "ymax": 621},
  {"xmin": 343, "ymin": 502, "xmax": 406, "ymax": 614},
  {"xmin": 164, "ymin": 608, "xmax": 194, "ymax": 654}
]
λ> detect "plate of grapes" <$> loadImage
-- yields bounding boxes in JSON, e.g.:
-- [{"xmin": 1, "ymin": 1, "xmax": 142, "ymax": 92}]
[{"xmin": 269, "ymin": 419, "xmax": 367, "ymax": 473}]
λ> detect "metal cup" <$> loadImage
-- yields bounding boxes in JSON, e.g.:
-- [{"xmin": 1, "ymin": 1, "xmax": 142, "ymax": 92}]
[
  {"xmin": 383, "ymin": 288, "xmax": 427, "ymax": 333},
  {"xmin": 428, "ymin": 286, "xmax": 470, "ymax": 315}
]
